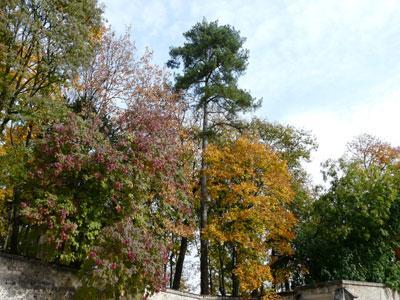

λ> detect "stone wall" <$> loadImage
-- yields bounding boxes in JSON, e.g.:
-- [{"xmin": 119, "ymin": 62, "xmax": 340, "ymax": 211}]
[
  {"xmin": 280, "ymin": 280, "xmax": 400, "ymax": 300},
  {"xmin": 0, "ymin": 252, "xmax": 230, "ymax": 300},
  {"xmin": 3, "ymin": 252, "xmax": 398, "ymax": 300},
  {"xmin": 0, "ymin": 252, "xmax": 79, "ymax": 299},
  {"xmin": 343, "ymin": 281, "xmax": 400, "ymax": 300},
  {"xmin": 151, "ymin": 289, "xmax": 239, "ymax": 300}
]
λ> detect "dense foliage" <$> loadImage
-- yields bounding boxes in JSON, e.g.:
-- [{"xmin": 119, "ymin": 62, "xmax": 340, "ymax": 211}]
[
  {"xmin": 0, "ymin": 0, "xmax": 102, "ymax": 135},
  {"xmin": 205, "ymin": 137, "xmax": 295, "ymax": 295},
  {"xmin": 296, "ymin": 135, "xmax": 400, "ymax": 290},
  {"xmin": 0, "ymin": 6, "xmax": 193, "ymax": 296},
  {"xmin": 1, "ymin": 2, "xmax": 399, "ymax": 298}
]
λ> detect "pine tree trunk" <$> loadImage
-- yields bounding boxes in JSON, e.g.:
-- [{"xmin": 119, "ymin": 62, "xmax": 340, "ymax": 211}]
[
  {"xmin": 200, "ymin": 101, "xmax": 210, "ymax": 295},
  {"xmin": 172, "ymin": 237, "xmax": 188, "ymax": 290}
]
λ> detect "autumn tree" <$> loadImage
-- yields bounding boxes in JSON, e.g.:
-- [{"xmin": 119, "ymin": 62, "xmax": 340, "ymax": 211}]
[
  {"xmin": 168, "ymin": 19, "xmax": 259, "ymax": 294},
  {"xmin": 205, "ymin": 137, "xmax": 295, "ymax": 296},
  {"xmin": 345, "ymin": 133, "xmax": 400, "ymax": 170},
  {"xmin": 11, "ymin": 113, "xmax": 178, "ymax": 295},
  {"xmin": 0, "ymin": 0, "xmax": 102, "ymax": 136},
  {"xmin": 67, "ymin": 27, "xmax": 135, "ymax": 138},
  {"xmin": 0, "ymin": 18, "xmax": 194, "ymax": 296},
  {"xmin": 0, "ymin": 0, "xmax": 102, "ymax": 255},
  {"xmin": 245, "ymin": 118, "xmax": 317, "ymax": 288},
  {"xmin": 12, "ymin": 74, "xmax": 191, "ymax": 295}
]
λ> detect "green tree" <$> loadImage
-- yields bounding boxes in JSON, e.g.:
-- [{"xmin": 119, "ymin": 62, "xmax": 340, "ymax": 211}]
[
  {"xmin": 296, "ymin": 135, "xmax": 400, "ymax": 290},
  {"xmin": 0, "ymin": 0, "xmax": 102, "ymax": 136},
  {"xmin": 246, "ymin": 118, "xmax": 317, "ymax": 217},
  {"xmin": 0, "ymin": 0, "xmax": 102, "ymax": 254},
  {"xmin": 168, "ymin": 19, "xmax": 259, "ymax": 294}
]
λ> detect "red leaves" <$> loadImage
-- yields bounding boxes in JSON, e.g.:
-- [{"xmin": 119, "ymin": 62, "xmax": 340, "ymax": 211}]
[
  {"xmin": 114, "ymin": 181, "xmax": 123, "ymax": 191},
  {"xmin": 127, "ymin": 251, "xmax": 135, "ymax": 262},
  {"xmin": 110, "ymin": 262, "xmax": 117, "ymax": 270},
  {"xmin": 89, "ymin": 251, "xmax": 97, "ymax": 259},
  {"xmin": 15, "ymin": 27, "xmax": 194, "ymax": 296},
  {"xmin": 84, "ymin": 218, "xmax": 168, "ymax": 295}
]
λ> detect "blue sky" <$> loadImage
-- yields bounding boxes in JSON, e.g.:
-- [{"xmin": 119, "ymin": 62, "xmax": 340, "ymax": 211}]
[{"xmin": 103, "ymin": 0, "xmax": 400, "ymax": 185}]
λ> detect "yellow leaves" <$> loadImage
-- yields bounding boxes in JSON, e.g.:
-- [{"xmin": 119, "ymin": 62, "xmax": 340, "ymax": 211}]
[
  {"xmin": 89, "ymin": 24, "xmax": 106, "ymax": 43},
  {"xmin": 204, "ymin": 223, "xmax": 227, "ymax": 242},
  {"xmin": 0, "ymin": 186, "xmax": 11, "ymax": 238},
  {"xmin": 0, "ymin": 124, "xmax": 38, "ymax": 147},
  {"xmin": 235, "ymin": 262, "xmax": 273, "ymax": 292},
  {"xmin": 261, "ymin": 291, "xmax": 284, "ymax": 300},
  {"xmin": 164, "ymin": 220, "xmax": 194, "ymax": 238},
  {"xmin": 205, "ymin": 137, "xmax": 296, "ymax": 241},
  {"xmin": 205, "ymin": 136, "xmax": 297, "ymax": 291}
]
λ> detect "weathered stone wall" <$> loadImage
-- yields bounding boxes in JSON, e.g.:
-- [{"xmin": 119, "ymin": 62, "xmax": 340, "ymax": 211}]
[
  {"xmin": 151, "ymin": 289, "xmax": 237, "ymax": 300},
  {"xmin": 4, "ymin": 253, "xmax": 398, "ymax": 300},
  {"xmin": 343, "ymin": 281, "xmax": 400, "ymax": 300},
  {"xmin": 0, "ymin": 252, "xmax": 231, "ymax": 300},
  {"xmin": 0, "ymin": 252, "xmax": 79, "ymax": 299},
  {"xmin": 280, "ymin": 280, "xmax": 400, "ymax": 300}
]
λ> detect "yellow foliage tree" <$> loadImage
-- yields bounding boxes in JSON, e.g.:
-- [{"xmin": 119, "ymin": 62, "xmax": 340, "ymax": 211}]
[{"xmin": 205, "ymin": 137, "xmax": 296, "ymax": 295}]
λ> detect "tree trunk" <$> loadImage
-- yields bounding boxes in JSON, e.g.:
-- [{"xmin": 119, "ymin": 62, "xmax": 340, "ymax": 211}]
[
  {"xmin": 172, "ymin": 236, "xmax": 188, "ymax": 290},
  {"xmin": 169, "ymin": 252, "xmax": 174, "ymax": 288},
  {"xmin": 218, "ymin": 244, "xmax": 226, "ymax": 296},
  {"xmin": 200, "ymin": 101, "xmax": 210, "ymax": 295},
  {"xmin": 231, "ymin": 246, "xmax": 239, "ymax": 297},
  {"xmin": 284, "ymin": 280, "xmax": 290, "ymax": 291},
  {"xmin": 9, "ymin": 188, "xmax": 20, "ymax": 254},
  {"xmin": 209, "ymin": 255, "xmax": 213, "ymax": 293}
]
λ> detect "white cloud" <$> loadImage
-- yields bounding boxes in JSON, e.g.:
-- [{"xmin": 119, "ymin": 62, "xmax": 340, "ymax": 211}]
[
  {"xmin": 285, "ymin": 82, "xmax": 400, "ymax": 185},
  {"xmin": 103, "ymin": 0, "xmax": 400, "ymax": 186}
]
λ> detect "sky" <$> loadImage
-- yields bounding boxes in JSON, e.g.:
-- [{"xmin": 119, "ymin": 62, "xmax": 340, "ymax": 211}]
[{"xmin": 102, "ymin": 0, "xmax": 400, "ymax": 185}]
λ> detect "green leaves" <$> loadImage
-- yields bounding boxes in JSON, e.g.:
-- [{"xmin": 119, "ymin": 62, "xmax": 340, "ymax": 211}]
[
  {"xmin": 296, "ymin": 155, "xmax": 400, "ymax": 289},
  {"xmin": 0, "ymin": 0, "xmax": 102, "ymax": 134},
  {"xmin": 168, "ymin": 19, "xmax": 259, "ymax": 124},
  {"xmin": 168, "ymin": 20, "xmax": 259, "ymax": 294}
]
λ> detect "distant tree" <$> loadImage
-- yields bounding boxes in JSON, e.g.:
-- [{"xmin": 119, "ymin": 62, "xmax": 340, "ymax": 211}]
[
  {"xmin": 296, "ymin": 135, "xmax": 400, "ymax": 290},
  {"xmin": 346, "ymin": 133, "xmax": 400, "ymax": 170},
  {"xmin": 168, "ymin": 19, "xmax": 259, "ymax": 294}
]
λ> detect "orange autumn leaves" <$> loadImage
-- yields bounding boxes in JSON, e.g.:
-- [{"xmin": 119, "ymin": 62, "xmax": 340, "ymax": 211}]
[{"xmin": 204, "ymin": 136, "xmax": 296, "ymax": 292}]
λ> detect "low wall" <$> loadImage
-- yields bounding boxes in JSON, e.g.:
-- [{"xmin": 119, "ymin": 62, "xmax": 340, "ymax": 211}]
[
  {"xmin": 6, "ymin": 252, "xmax": 398, "ymax": 300},
  {"xmin": 343, "ymin": 281, "xmax": 400, "ymax": 300},
  {"xmin": 280, "ymin": 280, "xmax": 400, "ymax": 300},
  {"xmin": 0, "ymin": 252, "xmax": 79, "ymax": 299},
  {"xmin": 0, "ymin": 252, "xmax": 229, "ymax": 300},
  {"xmin": 151, "ymin": 289, "xmax": 239, "ymax": 300}
]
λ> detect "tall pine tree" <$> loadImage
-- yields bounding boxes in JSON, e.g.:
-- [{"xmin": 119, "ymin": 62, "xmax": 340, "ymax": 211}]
[{"xmin": 168, "ymin": 19, "xmax": 259, "ymax": 294}]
